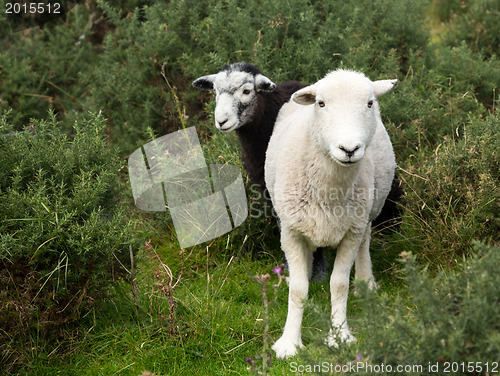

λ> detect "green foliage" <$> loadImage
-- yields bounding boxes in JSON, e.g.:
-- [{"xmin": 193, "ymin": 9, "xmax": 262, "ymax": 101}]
[
  {"xmin": 0, "ymin": 111, "xmax": 133, "ymax": 365},
  {"xmin": 442, "ymin": 0, "xmax": 500, "ymax": 58},
  {"xmin": 1, "ymin": 0, "xmax": 497, "ymax": 157},
  {"xmin": 308, "ymin": 241, "xmax": 500, "ymax": 375},
  {"xmin": 399, "ymin": 112, "xmax": 499, "ymax": 264},
  {"xmin": 175, "ymin": 0, "xmax": 429, "ymax": 81},
  {"xmin": 0, "ymin": 5, "xmax": 97, "ymax": 128},
  {"xmin": 434, "ymin": 44, "xmax": 500, "ymax": 107}
]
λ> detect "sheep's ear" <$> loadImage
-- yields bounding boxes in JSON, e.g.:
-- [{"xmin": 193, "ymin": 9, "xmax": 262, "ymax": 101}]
[
  {"xmin": 192, "ymin": 74, "xmax": 217, "ymax": 90},
  {"xmin": 373, "ymin": 79, "xmax": 397, "ymax": 97},
  {"xmin": 292, "ymin": 86, "xmax": 316, "ymax": 105},
  {"xmin": 255, "ymin": 74, "xmax": 276, "ymax": 92}
]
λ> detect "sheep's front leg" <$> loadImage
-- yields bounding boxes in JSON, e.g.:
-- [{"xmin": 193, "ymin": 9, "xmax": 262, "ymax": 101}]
[
  {"xmin": 354, "ymin": 224, "xmax": 377, "ymax": 290},
  {"xmin": 326, "ymin": 231, "xmax": 363, "ymax": 347},
  {"xmin": 272, "ymin": 230, "xmax": 311, "ymax": 359}
]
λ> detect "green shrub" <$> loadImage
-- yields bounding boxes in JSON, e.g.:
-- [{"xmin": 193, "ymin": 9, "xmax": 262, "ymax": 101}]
[
  {"xmin": 301, "ymin": 241, "xmax": 500, "ymax": 375},
  {"xmin": 434, "ymin": 44, "xmax": 500, "ymax": 108},
  {"xmin": 362, "ymin": 241, "xmax": 499, "ymax": 374},
  {"xmin": 318, "ymin": 0, "xmax": 429, "ymax": 75},
  {"xmin": 0, "ymin": 111, "xmax": 132, "ymax": 363},
  {"xmin": 397, "ymin": 112, "xmax": 499, "ymax": 265},
  {"xmin": 443, "ymin": 0, "xmax": 500, "ymax": 58},
  {"xmin": 0, "ymin": 5, "xmax": 97, "ymax": 128},
  {"xmin": 177, "ymin": 0, "xmax": 429, "ymax": 81},
  {"xmin": 382, "ymin": 46, "xmax": 498, "ymax": 162},
  {"xmin": 86, "ymin": 0, "xmax": 431, "ymax": 154},
  {"xmin": 0, "ymin": 2, "xmax": 183, "ymax": 155}
]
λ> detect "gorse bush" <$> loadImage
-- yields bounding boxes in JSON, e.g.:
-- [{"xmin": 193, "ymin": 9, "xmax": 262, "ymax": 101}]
[
  {"xmin": 0, "ymin": 0, "xmax": 431, "ymax": 154},
  {"xmin": 307, "ymin": 241, "xmax": 500, "ymax": 375},
  {"xmin": 177, "ymin": 0, "xmax": 429, "ymax": 81},
  {"xmin": 0, "ymin": 5, "xmax": 96, "ymax": 128},
  {"xmin": 443, "ymin": 0, "xmax": 500, "ymax": 58},
  {"xmin": 0, "ymin": 111, "xmax": 132, "ymax": 357},
  {"xmin": 434, "ymin": 44, "xmax": 500, "ymax": 109},
  {"xmin": 399, "ymin": 112, "xmax": 499, "ymax": 265},
  {"xmin": 1, "ymin": 0, "xmax": 496, "ymax": 157}
]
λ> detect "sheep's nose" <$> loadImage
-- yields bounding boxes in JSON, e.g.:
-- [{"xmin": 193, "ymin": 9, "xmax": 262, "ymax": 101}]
[
  {"xmin": 339, "ymin": 145, "xmax": 360, "ymax": 158},
  {"xmin": 218, "ymin": 119, "xmax": 228, "ymax": 127}
]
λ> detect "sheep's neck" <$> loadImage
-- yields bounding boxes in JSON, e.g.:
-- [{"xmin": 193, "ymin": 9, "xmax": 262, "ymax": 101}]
[
  {"xmin": 236, "ymin": 92, "xmax": 276, "ymax": 149},
  {"xmin": 235, "ymin": 93, "xmax": 277, "ymax": 190},
  {"xmin": 236, "ymin": 116, "xmax": 273, "ymax": 163}
]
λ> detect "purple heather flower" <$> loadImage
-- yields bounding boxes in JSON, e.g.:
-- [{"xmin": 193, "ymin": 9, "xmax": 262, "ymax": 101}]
[
  {"xmin": 272, "ymin": 266, "xmax": 282, "ymax": 275},
  {"xmin": 26, "ymin": 123, "xmax": 35, "ymax": 135},
  {"xmin": 245, "ymin": 357, "xmax": 252, "ymax": 364},
  {"xmin": 357, "ymin": 354, "xmax": 362, "ymax": 361}
]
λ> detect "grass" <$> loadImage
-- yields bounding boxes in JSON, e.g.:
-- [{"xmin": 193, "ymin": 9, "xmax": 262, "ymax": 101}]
[{"xmin": 10, "ymin": 224, "xmax": 408, "ymax": 375}]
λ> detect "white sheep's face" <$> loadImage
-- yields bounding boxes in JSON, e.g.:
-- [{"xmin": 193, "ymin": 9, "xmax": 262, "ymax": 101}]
[
  {"xmin": 193, "ymin": 68, "xmax": 276, "ymax": 133},
  {"xmin": 292, "ymin": 70, "xmax": 396, "ymax": 166}
]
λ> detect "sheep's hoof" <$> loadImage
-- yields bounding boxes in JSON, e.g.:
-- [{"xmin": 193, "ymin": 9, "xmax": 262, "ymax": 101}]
[
  {"xmin": 367, "ymin": 278, "xmax": 378, "ymax": 291},
  {"xmin": 272, "ymin": 337, "xmax": 303, "ymax": 359},
  {"xmin": 325, "ymin": 330, "xmax": 357, "ymax": 348},
  {"xmin": 353, "ymin": 277, "xmax": 378, "ymax": 296}
]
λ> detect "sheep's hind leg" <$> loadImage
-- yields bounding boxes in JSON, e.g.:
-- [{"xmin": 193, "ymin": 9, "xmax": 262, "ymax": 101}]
[
  {"xmin": 326, "ymin": 231, "xmax": 362, "ymax": 348},
  {"xmin": 311, "ymin": 247, "xmax": 329, "ymax": 282},
  {"xmin": 354, "ymin": 224, "xmax": 377, "ymax": 290},
  {"xmin": 272, "ymin": 230, "xmax": 311, "ymax": 359}
]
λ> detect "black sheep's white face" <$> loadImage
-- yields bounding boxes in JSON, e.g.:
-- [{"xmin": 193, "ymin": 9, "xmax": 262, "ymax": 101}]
[{"xmin": 193, "ymin": 70, "xmax": 276, "ymax": 133}]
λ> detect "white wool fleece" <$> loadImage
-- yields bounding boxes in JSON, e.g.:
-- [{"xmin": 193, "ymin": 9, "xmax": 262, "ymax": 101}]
[{"xmin": 265, "ymin": 69, "xmax": 396, "ymax": 359}]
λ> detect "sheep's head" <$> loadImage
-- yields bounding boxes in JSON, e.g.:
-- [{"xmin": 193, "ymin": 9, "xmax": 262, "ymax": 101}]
[
  {"xmin": 292, "ymin": 70, "xmax": 396, "ymax": 166},
  {"xmin": 193, "ymin": 63, "xmax": 276, "ymax": 133}
]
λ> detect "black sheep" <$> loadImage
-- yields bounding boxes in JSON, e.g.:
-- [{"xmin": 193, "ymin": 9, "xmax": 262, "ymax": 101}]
[
  {"xmin": 193, "ymin": 63, "xmax": 306, "ymax": 197},
  {"xmin": 193, "ymin": 63, "xmax": 330, "ymax": 280}
]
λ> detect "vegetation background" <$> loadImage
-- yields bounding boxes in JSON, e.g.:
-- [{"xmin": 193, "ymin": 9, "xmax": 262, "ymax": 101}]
[{"xmin": 0, "ymin": 0, "xmax": 498, "ymax": 374}]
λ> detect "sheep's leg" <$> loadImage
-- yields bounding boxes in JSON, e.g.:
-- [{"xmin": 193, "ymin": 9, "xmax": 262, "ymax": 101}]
[
  {"xmin": 354, "ymin": 224, "xmax": 377, "ymax": 290},
  {"xmin": 277, "ymin": 215, "xmax": 327, "ymax": 282},
  {"xmin": 311, "ymin": 247, "xmax": 329, "ymax": 281},
  {"xmin": 326, "ymin": 231, "xmax": 363, "ymax": 347},
  {"xmin": 272, "ymin": 230, "xmax": 311, "ymax": 359},
  {"xmin": 306, "ymin": 247, "xmax": 315, "ymax": 280}
]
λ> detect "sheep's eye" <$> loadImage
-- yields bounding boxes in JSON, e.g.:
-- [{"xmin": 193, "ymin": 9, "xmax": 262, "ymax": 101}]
[
  {"xmin": 242, "ymin": 89, "xmax": 251, "ymax": 95},
  {"xmin": 367, "ymin": 100, "xmax": 374, "ymax": 108},
  {"xmin": 318, "ymin": 100, "xmax": 325, "ymax": 108}
]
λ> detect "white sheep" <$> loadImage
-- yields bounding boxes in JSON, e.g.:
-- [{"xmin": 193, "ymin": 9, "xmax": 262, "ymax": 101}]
[{"xmin": 265, "ymin": 69, "xmax": 397, "ymax": 358}]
